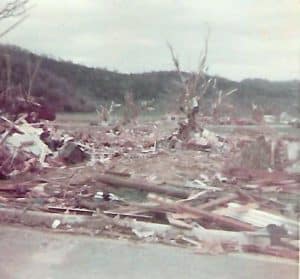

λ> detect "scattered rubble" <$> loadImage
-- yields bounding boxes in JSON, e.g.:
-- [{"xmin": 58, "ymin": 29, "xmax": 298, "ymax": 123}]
[
  {"xmin": 59, "ymin": 141, "xmax": 89, "ymax": 164},
  {"xmin": 0, "ymin": 92, "xmax": 299, "ymax": 262}
]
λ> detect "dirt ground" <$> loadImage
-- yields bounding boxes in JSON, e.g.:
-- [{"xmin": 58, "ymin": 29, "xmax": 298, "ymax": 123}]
[{"xmin": 1, "ymin": 112, "xmax": 299, "ymax": 262}]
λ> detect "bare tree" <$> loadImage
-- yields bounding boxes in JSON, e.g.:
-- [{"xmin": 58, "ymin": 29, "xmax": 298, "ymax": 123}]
[
  {"xmin": 0, "ymin": 0, "xmax": 28, "ymax": 20},
  {"xmin": 167, "ymin": 32, "xmax": 213, "ymax": 138},
  {"xmin": 0, "ymin": 0, "xmax": 29, "ymax": 38},
  {"xmin": 168, "ymin": 30, "xmax": 238, "ymax": 138},
  {"xmin": 0, "ymin": 0, "xmax": 36, "ymax": 122},
  {"xmin": 167, "ymin": 29, "xmax": 211, "ymax": 115}
]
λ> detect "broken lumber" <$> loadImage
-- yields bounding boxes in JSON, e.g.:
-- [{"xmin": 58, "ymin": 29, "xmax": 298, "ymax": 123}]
[
  {"xmin": 178, "ymin": 204, "xmax": 256, "ymax": 231},
  {"xmin": 214, "ymin": 202, "xmax": 299, "ymax": 236},
  {"xmin": 96, "ymin": 174, "xmax": 191, "ymax": 199},
  {"xmin": 149, "ymin": 194, "xmax": 256, "ymax": 231},
  {"xmin": 195, "ymin": 193, "xmax": 238, "ymax": 211}
]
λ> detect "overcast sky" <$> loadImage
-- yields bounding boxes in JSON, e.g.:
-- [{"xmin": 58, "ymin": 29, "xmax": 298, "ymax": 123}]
[{"xmin": 1, "ymin": 0, "xmax": 300, "ymax": 81}]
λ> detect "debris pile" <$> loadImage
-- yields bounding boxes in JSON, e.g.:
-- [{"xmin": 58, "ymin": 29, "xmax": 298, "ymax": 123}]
[
  {"xmin": 0, "ymin": 110, "xmax": 299, "ymax": 262},
  {"xmin": 0, "ymin": 115, "xmax": 90, "ymax": 178},
  {"xmin": 0, "ymin": 46, "xmax": 299, "ymax": 261}
]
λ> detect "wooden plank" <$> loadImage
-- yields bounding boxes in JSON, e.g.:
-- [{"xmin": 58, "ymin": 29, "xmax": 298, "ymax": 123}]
[{"xmin": 96, "ymin": 174, "xmax": 191, "ymax": 199}]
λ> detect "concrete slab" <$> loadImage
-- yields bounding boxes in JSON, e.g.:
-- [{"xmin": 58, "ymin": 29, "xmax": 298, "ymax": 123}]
[{"xmin": 0, "ymin": 225, "xmax": 298, "ymax": 279}]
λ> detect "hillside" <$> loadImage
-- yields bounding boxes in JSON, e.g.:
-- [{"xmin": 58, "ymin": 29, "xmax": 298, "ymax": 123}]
[{"xmin": 0, "ymin": 44, "xmax": 299, "ymax": 115}]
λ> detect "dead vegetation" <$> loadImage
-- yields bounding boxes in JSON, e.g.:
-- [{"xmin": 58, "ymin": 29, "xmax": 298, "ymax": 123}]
[
  {"xmin": 0, "ymin": 0, "xmax": 28, "ymax": 20},
  {"xmin": 0, "ymin": 33, "xmax": 299, "ymax": 261},
  {"xmin": 0, "ymin": 0, "xmax": 30, "ymax": 38},
  {"xmin": 0, "ymin": 103, "xmax": 299, "ymax": 260}
]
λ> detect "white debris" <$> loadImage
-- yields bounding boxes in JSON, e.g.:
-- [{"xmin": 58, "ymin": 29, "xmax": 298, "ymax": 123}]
[
  {"xmin": 184, "ymin": 180, "xmax": 222, "ymax": 191},
  {"xmin": 51, "ymin": 219, "xmax": 61, "ymax": 229},
  {"xmin": 94, "ymin": 191, "xmax": 120, "ymax": 201},
  {"xmin": 214, "ymin": 202, "xmax": 299, "ymax": 237},
  {"xmin": 280, "ymin": 112, "xmax": 294, "ymax": 124},
  {"xmin": 214, "ymin": 173, "xmax": 228, "ymax": 183},
  {"xmin": 4, "ymin": 120, "xmax": 51, "ymax": 165},
  {"xmin": 286, "ymin": 141, "xmax": 300, "ymax": 161}
]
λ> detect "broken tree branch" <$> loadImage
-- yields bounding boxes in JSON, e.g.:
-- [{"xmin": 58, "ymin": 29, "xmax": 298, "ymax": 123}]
[{"xmin": 0, "ymin": 0, "xmax": 28, "ymax": 20}]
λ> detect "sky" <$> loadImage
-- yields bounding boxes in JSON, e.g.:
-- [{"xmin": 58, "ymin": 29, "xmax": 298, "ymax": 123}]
[{"xmin": 1, "ymin": 0, "xmax": 300, "ymax": 81}]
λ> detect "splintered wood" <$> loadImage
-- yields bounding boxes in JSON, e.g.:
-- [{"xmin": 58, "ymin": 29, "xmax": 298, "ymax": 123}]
[{"xmin": 0, "ymin": 111, "xmax": 299, "ymax": 261}]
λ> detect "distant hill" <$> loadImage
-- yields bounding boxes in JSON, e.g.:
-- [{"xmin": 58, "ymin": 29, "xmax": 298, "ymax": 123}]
[{"xmin": 0, "ymin": 44, "xmax": 299, "ymax": 115}]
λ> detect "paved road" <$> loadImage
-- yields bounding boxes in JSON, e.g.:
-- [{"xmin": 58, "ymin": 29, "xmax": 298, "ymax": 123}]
[{"xmin": 0, "ymin": 225, "xmax": 298, "ymax": 279}]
